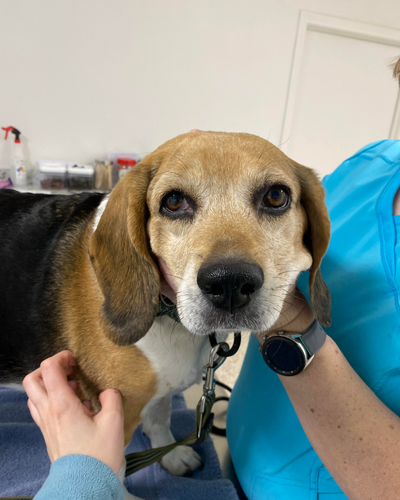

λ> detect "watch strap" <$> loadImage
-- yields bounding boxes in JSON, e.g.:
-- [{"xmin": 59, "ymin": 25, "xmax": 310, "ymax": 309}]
[{"xmin": 300, "ymin": 320, "xmax": 326, "ymax": 356}]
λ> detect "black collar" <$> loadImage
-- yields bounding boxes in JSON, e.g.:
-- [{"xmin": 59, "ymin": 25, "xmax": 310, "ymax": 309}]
[
  {"xmin": 157, "ymin": 295, "xmax": 180, "ymax": 323},
  {"xmin": 157, "ymin": 294, "xmax": 241, "ymax": 357}
]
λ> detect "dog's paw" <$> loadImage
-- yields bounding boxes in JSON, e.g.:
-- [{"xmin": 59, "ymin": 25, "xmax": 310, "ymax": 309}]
[{"xmin": 161, "ymin": 445, "xmax": 203, "ymax": 476}]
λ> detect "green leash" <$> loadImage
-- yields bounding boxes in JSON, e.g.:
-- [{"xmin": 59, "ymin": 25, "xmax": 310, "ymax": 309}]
[
  {"xmin": 125, "ymin": 391, "xmax": 216, "ymax": 476},
  {"xmin": 124, "ymin": 335, "xmax": 228, "ymax": 476}
]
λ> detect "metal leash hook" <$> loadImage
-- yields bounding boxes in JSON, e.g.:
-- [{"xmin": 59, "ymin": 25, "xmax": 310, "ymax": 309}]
[
  {"xmin": 197, "ymin": 342, "xmax": 229, "ymax": 438},
  {"xmin": 209, "ymin": 331, "xmax": 241, "ymax": 357}
]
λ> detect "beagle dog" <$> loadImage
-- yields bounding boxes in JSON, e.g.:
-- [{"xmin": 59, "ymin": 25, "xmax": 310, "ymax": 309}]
[{"xmin": 0, "ymin": 132, "xmax": 330, "ymax": 499}]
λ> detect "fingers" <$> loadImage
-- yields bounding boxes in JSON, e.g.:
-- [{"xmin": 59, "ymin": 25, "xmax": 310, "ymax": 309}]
[
  {"xmin": 82, "ymin": 400, "xmax": 91, "ymax": 411},
  {"xmin": 95, "ymin": 389, "xmax": 123, "ymax": 423},
  {"xmin": 23, "ymin": 350, "xmax": 78, "ymax": 414},
  {"xmin": 40, "ymin": 352, "xmax": 77, "ymax": 404},
  {"xmin": 24, "ymin": 352, "xmax": 123, "ymax": 433},
  {"xmin": 99, "ymin": 389, "xmax": 123, "ymax": 413},
  {"xmin": 27, "ymin": 398, "xmax": 41, "ymax": 426},
  {"xmin": 43, "ymin": 350, "xmax": 76, "ymax": 376},
  {"xmin": 23, "ymin": 367, "xmax": 47, "ymax": 408},
  {"xmin": 68, "ymin": 379, "xmax": 78, "ymax": 391}
]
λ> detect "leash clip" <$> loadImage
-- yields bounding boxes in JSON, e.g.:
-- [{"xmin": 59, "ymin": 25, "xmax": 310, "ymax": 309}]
[
  {"xmin": 209, "ymin": 331, "xmax": 241, "ymax": 357},
  {"xmin": 197, "ymin": 344, "xmax": 227, "ymax": 438}
]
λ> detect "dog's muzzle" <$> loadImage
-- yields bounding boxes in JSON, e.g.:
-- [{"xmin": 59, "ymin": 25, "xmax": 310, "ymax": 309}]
[{"xmin": 197, "ymin": 262, "xmax": 264, "ymax": 313}]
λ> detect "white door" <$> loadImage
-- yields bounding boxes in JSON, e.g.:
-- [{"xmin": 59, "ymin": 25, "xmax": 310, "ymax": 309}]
[{"xmin": 280, "ymin": 12, "xmax": 400, "ymax": 176}]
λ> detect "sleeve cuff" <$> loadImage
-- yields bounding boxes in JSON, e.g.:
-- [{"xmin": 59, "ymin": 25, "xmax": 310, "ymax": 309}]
[{"xmin": 34, "ymin": 454, "xmax": 125, "ymax": 500}]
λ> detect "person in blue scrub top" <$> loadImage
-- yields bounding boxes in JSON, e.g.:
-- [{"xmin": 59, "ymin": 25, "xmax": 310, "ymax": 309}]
[{"xmin": 227, "ymin": 59, "xmax": 400, "ymax": 500}]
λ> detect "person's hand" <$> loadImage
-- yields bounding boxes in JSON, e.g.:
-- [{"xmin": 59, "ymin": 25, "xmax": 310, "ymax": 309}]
[
  {"xmin": 254, "ymin": 287, "xmax": 315, "ymax": 344},
  {"xmin": 23, "ymin": 350, "xmax": 125, "ymax": 475}
]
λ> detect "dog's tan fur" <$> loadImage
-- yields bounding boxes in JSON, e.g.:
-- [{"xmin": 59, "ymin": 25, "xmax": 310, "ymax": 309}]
[
  {"xmin": 55, "ymin": 131, "xmax": 330, "ymax": 447},
  {"xmin": 57, "ymin": 216, "xmax": 158, "ymax": 444}
]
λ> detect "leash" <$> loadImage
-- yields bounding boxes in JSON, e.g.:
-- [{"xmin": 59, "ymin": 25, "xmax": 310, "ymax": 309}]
[
  {"xmin": 125, "ymin": 295, "xmax": 242, "ymax": 475},
  {"xmin": 124, "ymin": 339, "xmax": 235, "ymax": 476}
]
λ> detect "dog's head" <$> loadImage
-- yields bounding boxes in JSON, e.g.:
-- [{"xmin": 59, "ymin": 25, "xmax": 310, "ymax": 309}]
[{"xmin": 90, "ymin": 132, "xmax": 330, "ymax": 345}]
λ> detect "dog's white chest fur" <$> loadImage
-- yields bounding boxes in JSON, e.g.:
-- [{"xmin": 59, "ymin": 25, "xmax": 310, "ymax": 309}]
[
  {"xmin": 135, "ymin": 315, "xmax": 211, "ymax": 400},
  {"xmin": 132, "ymin": 315, "xmax": 214, "ymax": 485}
]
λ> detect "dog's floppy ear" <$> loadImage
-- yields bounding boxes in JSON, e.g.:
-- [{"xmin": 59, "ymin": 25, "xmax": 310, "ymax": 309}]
[
  {"xmin": 89, "ymin": 157, "xmax": 160, "ymax": 345},
  {"xmin": 292, "ymin": 161, "xmax": 331, "ymax": 327}
]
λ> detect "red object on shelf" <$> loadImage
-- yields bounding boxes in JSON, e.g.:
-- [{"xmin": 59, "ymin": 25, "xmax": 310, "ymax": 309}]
[
  {"xmin": 117, "ymin": 158, "xmax": 137, "ymax": 181},
  {"xmin": 117, "ymin": 158, "xmax": 136, "ymax": 167}
]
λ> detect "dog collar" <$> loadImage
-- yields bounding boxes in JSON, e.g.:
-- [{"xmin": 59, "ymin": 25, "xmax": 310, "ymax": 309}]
[
  {"xmin": 157, "ymin": 296, "xmax": 242, "ymax": 359},
  {"xmin": 157, "ymin": 294, "xmax": 180, "ymax": 323}
]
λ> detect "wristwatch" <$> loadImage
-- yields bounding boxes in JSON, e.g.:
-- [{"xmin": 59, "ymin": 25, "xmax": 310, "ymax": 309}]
[{"xmin": 259, "ymin": 320, "xmax": 326, "ymax": 376}]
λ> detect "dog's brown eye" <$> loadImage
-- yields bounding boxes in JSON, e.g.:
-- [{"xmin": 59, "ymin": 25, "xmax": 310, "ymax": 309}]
[
  {"xmin": 165, "ymin": 193, "xmax": 183, "ymax": 211},
  {"xmin": 161, "ymin": 191, "xmax": 195, "ymax": 219},
  {"xmin": 263, "ymin": 187, "xmax": 289, "ymax": 209}
]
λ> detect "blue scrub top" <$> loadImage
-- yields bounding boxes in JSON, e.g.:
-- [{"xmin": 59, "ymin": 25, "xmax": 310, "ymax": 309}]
[{"xmin": 227, "ymin": 140, "xmax": 400, "ymax": 499}]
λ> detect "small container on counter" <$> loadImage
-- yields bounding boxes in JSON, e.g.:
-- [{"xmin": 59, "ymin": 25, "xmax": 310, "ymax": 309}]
[
  {"xmin": 108, "ymin": 151, "xmax": 139, "ymax": 187},
  {"xmin": 39, "ymin": 161, "xmax": 67, "ymax": 189},
  {"xmin": 95, "ymin": 160, "xmax": 113, "ymax": 190},
  {"xmin": 67, "ymin": 164, "xmax": 94, "ymax": 190},
  {"xmin": 117, "ymin": 158, "xmax": 136, "ymax": 181}
]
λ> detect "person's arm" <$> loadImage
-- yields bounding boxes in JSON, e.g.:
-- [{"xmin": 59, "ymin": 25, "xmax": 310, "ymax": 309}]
[
  {"xmin": 254, "ymin": 292, "xmax": 400, "ymax": 500},
  {"xmin": 34, "ymin": 454, "xmax": 125, "ymax": 500}
]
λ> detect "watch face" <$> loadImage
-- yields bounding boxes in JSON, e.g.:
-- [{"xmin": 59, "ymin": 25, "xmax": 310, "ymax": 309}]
[{"xmin": 262, "ymin": 336, "xmax": 306, "ymax": 376}]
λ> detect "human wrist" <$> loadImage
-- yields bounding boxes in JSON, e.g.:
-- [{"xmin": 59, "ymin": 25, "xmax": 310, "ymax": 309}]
[
  {"xmin": 277, "ymin": 334, "xmax": 336, "ymax": 381},
  {"xmin": 257, "ymin": 320, "xmax": 326, "ymax": 376}
]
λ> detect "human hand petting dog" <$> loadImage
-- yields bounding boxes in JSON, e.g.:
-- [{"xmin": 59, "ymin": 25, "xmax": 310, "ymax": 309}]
[{"xmin": 23, "ymin": 350, "xmax": 125, "ymax": 475}]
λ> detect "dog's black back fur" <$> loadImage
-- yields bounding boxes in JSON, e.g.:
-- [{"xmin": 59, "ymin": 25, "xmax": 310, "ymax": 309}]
[{"xmin": 0, "ymin": 189, "xmax": 105, "ymax": 381}]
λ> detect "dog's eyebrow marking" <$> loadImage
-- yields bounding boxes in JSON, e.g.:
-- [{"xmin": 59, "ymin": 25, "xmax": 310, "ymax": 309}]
[
  {"xmin": 154, "ymin": 171, "xmax": 186, "ymax": 181},
  {"xmin": 148, "ymin": 171, "xmax": 187, "ymax": 197},
  {"xmin": 149, "ymin": 174, "xmax": 207, "ymax": 209}
]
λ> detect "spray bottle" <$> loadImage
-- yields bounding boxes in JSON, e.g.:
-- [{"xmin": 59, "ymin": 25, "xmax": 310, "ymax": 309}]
[
  {"xmin": 2, "ymin": 126, "xmax": 27, "ymax": 186},
  {"xmin": 0, "ymin": 126, "xmax": 12, "ymax": 188}
]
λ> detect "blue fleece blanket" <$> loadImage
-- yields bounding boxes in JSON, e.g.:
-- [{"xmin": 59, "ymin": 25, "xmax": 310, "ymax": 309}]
[{"xmin": 0, "ymin": 388, "xmax": 238, "ymax": 499}]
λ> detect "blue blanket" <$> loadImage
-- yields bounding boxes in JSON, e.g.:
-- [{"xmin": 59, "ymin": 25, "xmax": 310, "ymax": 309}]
[{"xmin": 0, "ymin": 388, "xmax": 238, "ymax": 499}]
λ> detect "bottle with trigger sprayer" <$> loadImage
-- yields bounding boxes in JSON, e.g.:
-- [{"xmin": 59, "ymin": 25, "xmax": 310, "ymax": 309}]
[{"xmin": 2, "ymin": 126, "xmax": 27, "ymax": 186}]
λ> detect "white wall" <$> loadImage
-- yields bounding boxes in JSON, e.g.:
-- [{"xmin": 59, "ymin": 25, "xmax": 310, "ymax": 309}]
[{"xmin": 0, "ymin": 0, "xmax": 399, "ymax": 175}]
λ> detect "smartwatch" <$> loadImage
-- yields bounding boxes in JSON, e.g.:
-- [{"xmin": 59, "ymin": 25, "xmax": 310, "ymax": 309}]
[{"xmin": 259, "ymin": 320, "xmax": 326, "ymax": 376}]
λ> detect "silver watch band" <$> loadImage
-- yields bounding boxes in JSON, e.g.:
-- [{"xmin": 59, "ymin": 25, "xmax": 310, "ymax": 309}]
[{"xmin": 299, "ymin": 320, "xmax": 326, "ymax": 356}]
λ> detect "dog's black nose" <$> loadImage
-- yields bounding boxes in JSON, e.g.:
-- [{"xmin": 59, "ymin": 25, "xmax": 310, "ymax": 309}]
[{"xmin": 197, "ymin": 262, "xmax": 264, "ymax": 313}]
